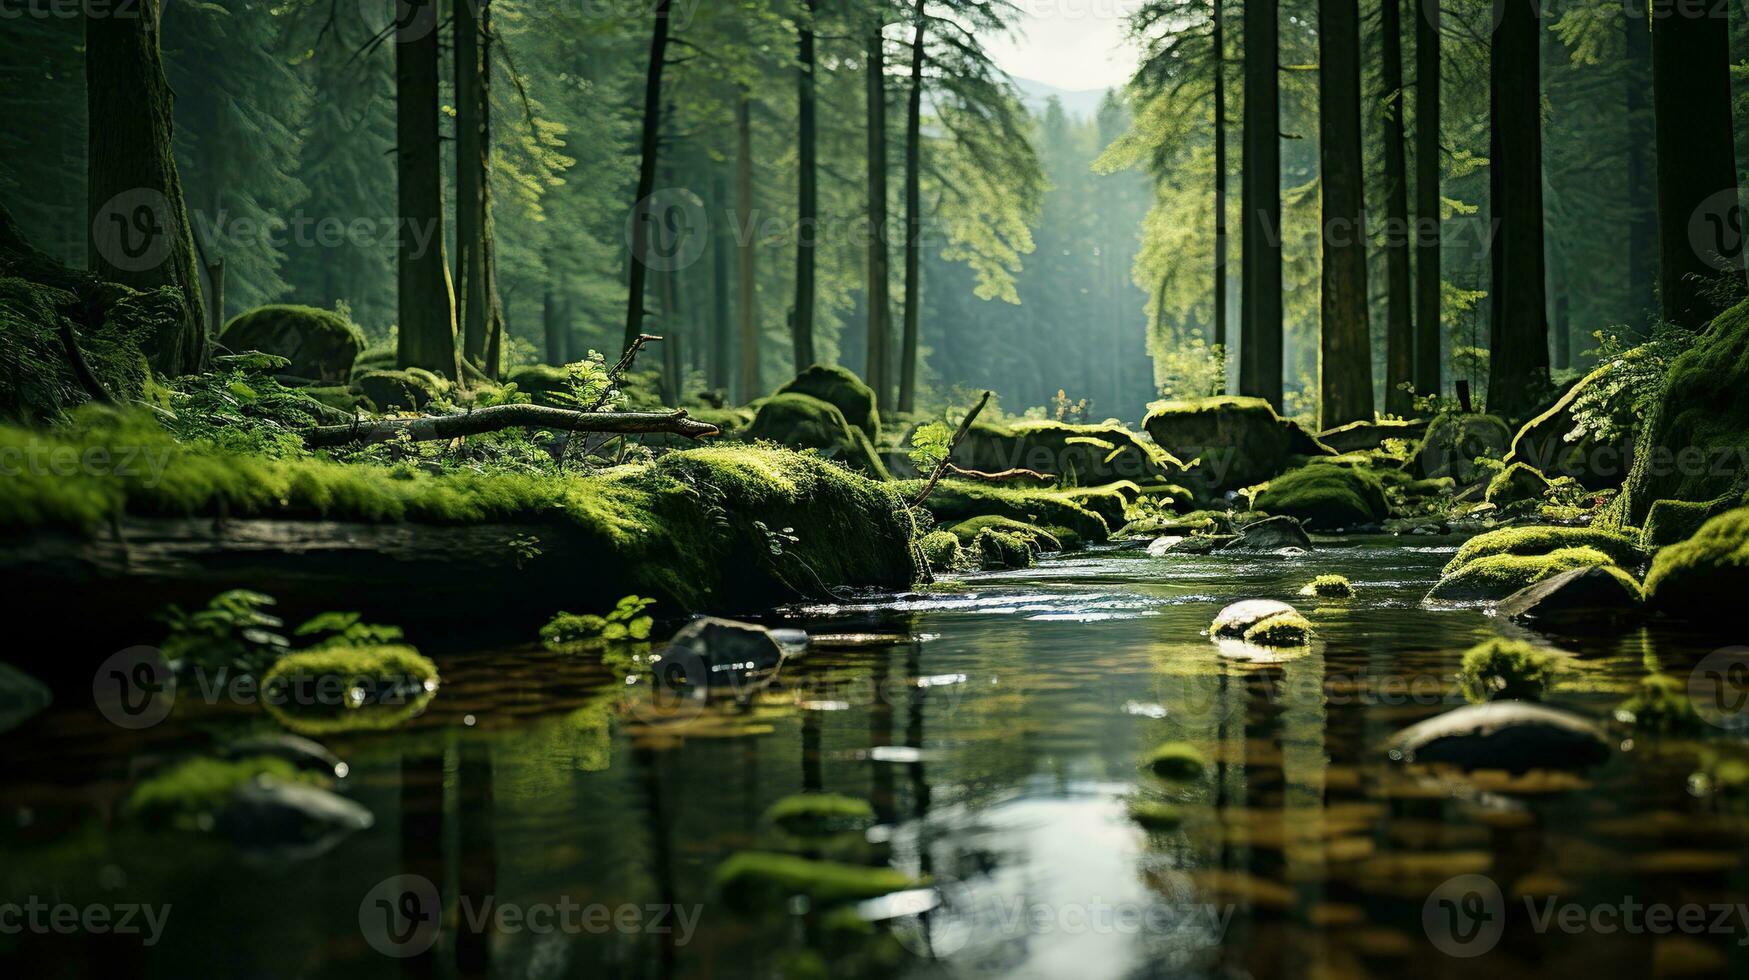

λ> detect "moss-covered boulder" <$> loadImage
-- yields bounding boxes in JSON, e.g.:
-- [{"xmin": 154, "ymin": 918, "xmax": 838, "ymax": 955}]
[
  {"xmin": 715, "ymin": 852, "xmax": 921, "ymax": 911},
  {"xmin": 1457, "ymin": 639, "xmax": 1563, "ymax": 702},
  {"xmin": 1318, "ymin": 418, "xmax": 1427, "ymax": 453},
  {"xmin": 1141, "ymin": 742, "xmax": 1206, "ymax": 780},
  {"xmin": 1496, "ymin": 566, "xmax": 1644, "ymax": 632},
  {"xmin": 1299, "ymin": 574, "xmax": 1353, "ymax": 599},
  {"xmin": 954, "ymin": 419, "xmax": 1178, "ymax": 486},
  {"xmin": 1443, "ymin": 525, "xmax": 1644, "ymax": 577},
  {"xmin": 220, "ymin": 305, "xmax": 365, "ymax": 383},
  {"xmin": 1251, "ymin": 464, "xmax": 1388, "ymax": 530},
  {"xmin": 902, "ymin": 479, "xmax": 1110, "ymax": 543},
  {"xmin": 261, "ymin": 645, "xmax": 440, "ymax": 735},
  {"xmin": 1386, "ymin": 702, "xmax": 1609, "ymax": 771},
  {"xmin": 947, "ymin": 515, "xmax": 1062, "ymax": 553},
  {"xmin": 1210, "ymin": 599, "xmax": 1300, "ymax": 638},
  {"xmin": 1643, "ymin": 492, "xmax": 1743, "ymax": 549},
  {"xmin": 1617, "ymin": 299, "xmax": 1749, "ymax": 522},
  {"xmin": 353, "ymin": 369, "xmax": 446, "ymax": 411},
  {"xmin": 1427, "ymin": 546, "xmax": 1625, "ymax": 602},
  {"xmin": 1061, "ymin": 483, "xmax": 1137, "ymax": 529},
  {"xmin": 1416, "ymin": 413, "xmax": 1512, "ymax": 482},
  {"xmin": 1643, "ymin": 507, "xmax": 1749, "ymax": 620},
  {"xmin": 1243, "ymin": 611, "xmax": 1313, "ymax": 646},
  {"xmin": 975, "ymin": 528, "xmax": 1036, "ymax": 569},
  {"xmin": 1485, "ymin": 462, "xmax": 1552, "ymax": 508},
  {"xmin": 918, "ymin": 529, "xmax": 963, "ymax": 571},
  {"xmin": 503, "ymin": 363, "xmax": 571, "ymax": 404},
  {"xmin": 776, "ymin": 365, "xmax": 880, "ymax": 441},
  {"xmin": 747, "ymin": 393, "xmax": 890, "ymax": 479},
  {"xmin": 1143, "ymin": 396, "xmax": 1332, "ymax": 491}
]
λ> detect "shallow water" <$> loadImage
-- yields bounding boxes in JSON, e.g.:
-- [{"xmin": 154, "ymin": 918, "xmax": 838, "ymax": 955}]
[{"xmin": 4, "ymin": 538, "xmax": 1748, "ymax": 978}]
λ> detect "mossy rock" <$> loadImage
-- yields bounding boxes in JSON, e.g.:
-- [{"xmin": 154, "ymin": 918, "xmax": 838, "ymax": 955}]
[
  {"xmin": 715, "ymin": 851, "xmax": 921, "ymax": 910},
  {"xmin": 261, "ymin": 645, "xmax": 439, "ymax": 719},
  {"xmin": 1299, "ymin": 574, "xmax": 1353, "ymax": 599},
  {"xmin": 1615, "ymin": 673, "xmax": 1704, "ymax": 733},
  {"xmin": 220, "ymin": 305, "xmax": 366, "ymax": 383},
  {"xmin": 301, "ymin": 385, "xmax": 370, "ymax": 415},
  {"xmin": 1457, "ymin": 639, "xmax": 1563, "ymax": 702},
  {"xmin": 1126, "ymin": 800, "xmax": 1184, "ymax": 831},
  {"xmin": 901, "ymin": 479, "xmax": 1110, "ymax": 543},
  {"xmin": 1427, "ymin": 546, "xmax": 1622, "ymax": 602},
  {"xmin": 353, "ymin": 347, "xmax": 395, "ymax": 373},
  {"xmin": 955, "ymin": 419, "xmax": 1178, "ymax": 486},
  {"xmin": 975, "ymin": 528, "xmax": 1036, "ymax": 569},
  {"xmin": 1416, "ymin": 413, "xmax": 1512, "ymax": 482},
  {"xmin": 1486, "ymin": 462, "xmax": 1551, "ymax": 508},
  {"xmin": 1143, "ymin": 396, "xmax": 1332, "ymax": 491},
  {"xmin": 1618, "ymin": 298, "xmax": 1749, "ymax": 523},
  {"xmin": 748, "ymin": 393, "xmax": 890, "ymax": 479},
  {"xmin": 1062, "ymin": 484, "xmax": 1136, "ymax": 529},
  {"xmin": 1251, "ymin": 464, "xmax": 1388, "ymax": 530},
  {"xmin": 1318, "ymin": 418, "xmax": 1428, "ymax": 454},
  {"xmin": 503, "ymin": 363, "xmax": 571, "ymax": 404},
  {"xmin": 1643, "ymin": 507, "xmax": 1749, "ymax": 620},
  {"xmin": 1643, "ymin": 493, "xmax": 1743, "ymax": 549},
  {"xmin": 1243, "ymin": 611, "xmax": 1313, "ymax": 646},
  {"xmin": 1443, "ymin": 525, "xmax": 1643, "ymax": 578},
  {"xmin": 1505, "ymin": 359, "xmax": 1637, "ymax": 491},
  {"xmin": 353, "ymin": 369, "xmax": 444, "ymax": 411},
  {"xmin": 764, "ymin": 793, "xmax": 876, "ymax": 835},
  {"xmin": 918, "ymin": 529, "xmax": 963, "ymax": 571},
  {"xmin": 1141, "ymin": 742, "xmax": 1206, "ymax": 781},
  {"xmin": 776, "ymin": 365, "xmax": 881, "ymax": 440},
  {"xmin": 125, "ymin": 756, "xmax": 329, "ymax": 829},
  {"xmin": 947, "ymin": 515, "xmax": 1062, "ymax": 553}
]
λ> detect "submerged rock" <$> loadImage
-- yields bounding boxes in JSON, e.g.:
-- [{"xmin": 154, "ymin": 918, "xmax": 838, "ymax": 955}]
[
  {"xmin": 665, "ymin": 617, "xmax": 787, "ymax": 680},
  {"xmin": 1210, "ymin": 599, "xmax": 1299, "ymax": 638},
  {"xmin": 1496, "ymin": 565, "xmax": 1643, "ymax": 632},
  {"xmin": 220, "ymin": 734, "xmax": 347, "ymax": 779},
  {"xmin": 1386, "ymin": 702, "xmax": 1609, "ymax": 771},
  {"xmin": 220, "ymin": 305, "xmax": 365, "ymax": 383},
  {"xmin": 748, "ymin": 392, "xmax": 890, "ymax": 479},
  {"xmin": 1141, "ymin": 741, "xmax": 1207, "ymax": 780},
  {"xmin": 1226, "ymin": 515, "xmax": 1313, "ymax": 551},
  {"xmin": 1143, "ymin": 396, "xmax": 1332, "ymax": 491},
  {"xmin": 0, "ymin": 661, "xmax": 51, "ymax": 734},
  {"xmin": 216, "ymin": 777, "xmax": 373, "ymax": 852},
  {"xmin": 1251, "ymin": 464, "xmax": 1388, "ymax": 530}
]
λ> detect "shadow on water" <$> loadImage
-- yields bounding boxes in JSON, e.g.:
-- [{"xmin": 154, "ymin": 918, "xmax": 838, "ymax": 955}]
[{"xmin": 3, "ymin": 538, "xmax": 1749, "ymax": 978}]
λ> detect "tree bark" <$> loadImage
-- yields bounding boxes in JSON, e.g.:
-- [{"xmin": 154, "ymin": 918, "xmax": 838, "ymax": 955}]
[
  {"xmin": 455, "ymin": 0, "xmax": 485, "ymax": 370},
  {"xmin": 1239, "ymin": 0, "xmax": 1282, "ymax": 408},
  {"xmin": 1623, "ymin": 1, "xmax": 1656, "ymax": 329},
  {"xmin": 85, "ymin": 0, "xmax": 206, "ymax": 375},
  {"xmin": 1318, "ymin": 0, "xmax": 1373, "ymax": 428},
  {"xmin": 1380, "ymin": 0, "xmax": 1414, "ymax": 415},
  {"xmin": 735, "ymin": 95, "xmax": 760, "ymax": 401},
  {"xmin": 865, "ymin": 26, "xmax": 893, "ymax": 409},
  {"xmin": 794, "ymin": 0, "xmax": 820, "ymax": 369},
  {"xmin": 898, "ymin": 0, "xmax": 926, "ymax": 413},
  {"xmin": 1650, "ymin": 0, "xmax": 1742, "ymax": 330},
  {"xmin": 710, "ymin": 165, "xmax": 731, "ymax": 393},
  {"xmin": 478, "ymin": 0, "xmax": 505, "ymax": 378},
  {"xmin": 394, "ymin": 0, "xmax": 459, "ymax": 380},
  {"xmin": 1211, "ymin": 0, "xmax": 1228, "ymax": 354},
  {"xmin": 1413, "ymin": 0, "xmax": 1441, "ymax": 398},
  {"xmin": 303, "ymin": 405, "xmax": 719, "ymax": 449},
  {"xmin": 1486, "ymin": 0, "xmax": 1549, "ymax": 419},
  {"xmin": 542, "ymin": 275, "xmax": 566, "ymax": 366},
  {"xmin": 624, "ymin": 0, "xmax": 673, "ymax": 349}
]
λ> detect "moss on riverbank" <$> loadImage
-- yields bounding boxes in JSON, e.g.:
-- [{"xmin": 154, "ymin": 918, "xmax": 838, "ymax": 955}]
[{"xmin": 901, "ymin": 479, "xmax": 1111, "ymax": 542}]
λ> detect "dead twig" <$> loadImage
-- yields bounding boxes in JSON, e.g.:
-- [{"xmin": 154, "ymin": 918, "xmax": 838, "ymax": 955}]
[
  {"xmin": 909, "ymin": 390, "xmax": 992, "ymax": 507},
  {"xmin": 943, "ymin": 463, "xmax": 1053, "ymax": 484}
]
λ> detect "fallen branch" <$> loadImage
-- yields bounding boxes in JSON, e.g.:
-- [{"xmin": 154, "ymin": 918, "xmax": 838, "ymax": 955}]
[
  {"xmin": 909, "ymin": 390, "xmax": 991, "ymax": 507},
  {"xmin": 944, "ymin": 463, "xmax": 1053, "ymax": 484},
  {"xmin": 57, "ymin": 319, "xmax": 115, "ymax": 406},
  {"xmin": 303, "ymin": 404, "xmax": 719, "ymax": 449}
]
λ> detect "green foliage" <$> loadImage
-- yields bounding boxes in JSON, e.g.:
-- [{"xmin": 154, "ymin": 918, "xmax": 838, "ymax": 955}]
[
  {"xmin": 906, "ymin": 420, "xmax": 953, "ymax": 473},
  {"xmin": 157, "ymin": 589, "xmax": 288, "ymax": 675},
  {"xmin": 540, "ymin": 596, "xmax": 657, "ymax": 651},
  {"xmin": 294, "ymin": 611, "xmax": 405, "ymax": 651},
  {"xmin": 125, "ymin": 756, "xmax": 328, "ymax": 830},
  {"xmin": 918, "ymin": 529, "xmax": 964, "ymax": 571},
  {"xmin": 1569, "ymin": 326, "xmax": 1696, "ymax": 446},
  {"xmin": 1154, "ymin": 339, "xmax": 1226, "ymax": 402},
  {"xmin": 1458, "ymin": 639, "xmax": 1563, "ymax": 703},
  {"xmin": 543, "ymin": 351, "xmax": 625, "ymax": 413}
]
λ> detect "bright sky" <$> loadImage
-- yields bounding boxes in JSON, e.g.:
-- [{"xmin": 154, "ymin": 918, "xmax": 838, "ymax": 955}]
[{"xmin": 983, "ymin": 0, "xmax": 1146, "ymax": 93}]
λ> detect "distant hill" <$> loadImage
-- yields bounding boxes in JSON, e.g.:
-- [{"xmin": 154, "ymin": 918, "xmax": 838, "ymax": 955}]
[{"xmin": 1011, "ymin": 77, "xmax": 1113, "ymax": 120}]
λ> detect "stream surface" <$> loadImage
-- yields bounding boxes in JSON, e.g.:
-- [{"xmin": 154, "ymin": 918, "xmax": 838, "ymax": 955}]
[{"xmin": 4, "ymin": 538, "xmax": 1748, "ymax": 978}]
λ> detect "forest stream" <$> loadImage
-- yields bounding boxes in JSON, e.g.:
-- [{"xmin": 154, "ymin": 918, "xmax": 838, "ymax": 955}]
[{"xmin": 4, "ymin": 538, "xmax": 1744, "ymax": 979}]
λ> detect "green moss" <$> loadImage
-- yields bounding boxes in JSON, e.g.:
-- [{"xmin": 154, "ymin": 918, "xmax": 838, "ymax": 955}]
[
  {"xmin": 220, "ymin": 305, "xmax": 366, "ymax": 382},
  {"xmin": 1125, "ymin": 800, "xmax": 1184, "ymax": 830},
  {"xmin": 747, "ymin": 393, "xmax": 890, "ymax": 479},
  {"xmin": 975, "ymin": 528, "xmax": 1036, "ymax": 569},
  {"xmin": 1417, "ymin": 413, "xmax": 1512, "ymax": 482},
  {"xmin": 947, "ymin": 515, "xmax": 1062, "ymax": 552},
  {"xmin": 1486, "ymin": 462, "xmax": 1551, "ymax": 508},
  {"xmin": 1615, "ymin": 673, "xmax": 1704, "ymax": 733},
  {"xmin": 764, "ymin": 793, "xmax": 877, "ymax": 835},
  {"xmin": 776, "ymin": 365, "xmax": 881, "ymax": 440},
  {"xmin": 1643, "ymin": 507, "xmax": 1749, "ymax": 618},
  {"xmin": 1251, "ymin": 464, "xmax": 1388, "ymax": 530},
  {"xmin": 1298, "ymin": 574, "xmax": 1353, "ymax": 599},
  {"xmin": 502, "ymin": 363, "xmax": 571, "ymax": 404},
  {"xmin": 353, "ymin": 369, "xmax": 444, "ymax": 411},
  {"xmin": 918, "ymin": 529, "xmax": 963, "ymax": 571},
  {"xmin": 1643, "ymin": 493, "xmax": 1743, "ymax": 549},
  {"xmin": 1143, "ymin": 395, "xmax": 1331, "ymax": 491},
  {"xmin": 125, "ymin": 756, "xmax": 328, "ymax": 828},
  {"xmin": 1505, "ymin": 359, "xmax": 1636, "ymax": 491},
  {"xmin": 1062, "ymin": 484, "xmax": 1135, "ymax": 529},
  {"xmin": 0, "ymin": 277, "xmax": 153, "ymax": 422},
  {"xmin": 1242, "ymin": 611, "xmax": 1314, "ymax": 646},
  {"xmin": 901, "ymin": 478, "xmax": 1111, "ymax": 542},
  {"xmin": 1457, "ymin": 639, "xmax": 1563, "ymax": 702},
  {"xmin": 1429, "ymin": 546, "xmax": 1622, "ymax": 602},
  {"xmin": 1141, "ymin": 741, "xmax": 1207, "ymax": 781},
  {"xmin": 1444, "ymin": 525, "xmax": 1642, "ymax": 577},
  {"xmin": 715, "ymin": 851, "xmax": 921, "ymax": 910},
  {"xmin": 955, "ymin": 419, "xmax": 1177, "ymax": 485}
]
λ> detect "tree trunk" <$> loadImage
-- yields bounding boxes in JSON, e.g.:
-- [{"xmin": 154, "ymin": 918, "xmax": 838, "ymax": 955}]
[
  {"xmin": 1413, "ymin": 0, "xmax": 1441, "ymax": 398},
  {"xmin": 1239, "ymin": 0, "xmax": 1282, "ymax": 408},
  {"xmin": 1623, "ymin": 1, "xmax": 1656, "ymax": 329},
  {"xmin": 1553, "ymin": 293, "xmax": 1570, "ymax": 370},
  {"xmin": 394, "ymin": 0, "xmax": 459, "ymax": 380},
  {"xmin": 455, "ymin": 0, "xmax": 486, "ymax": 371},
  {"xmin": 794, "ymin": 0, "xmax": 820, "ymax": 370},
  {"xmin": 1380, "ymin": 0, "xmax": 1413, "ymax": 416},
  {"xmin": 542, "ymin": 275, "xmax": 566, "ymax": 366},
  {"xmin": 711, "ymin": 166, "xmax": 731, "ymax": 393},
  {"xmin": 735, "ymin": 95, "xmax": 760, "ymax": 401},
  {"xmin": 898, "ymin": 0, "xmax": 925, "ymax": 413},
  {"xmin": 1650, "ymin": 0, "xmax": 1742, "ymax": 330},
  {"xmin": 1318, "ymin": 0, "xmax": 1373, "ymax": 429},
  {"xmin": 205, "ymin": 257, "xmax": 225, "ymax": 339},
  {"xmin": 624, "ymin": 0, "xmax": 673, "ymax": 349},
  {"xmin": 85, "ymin": 0, "xmax": 206, "ymax": 375},
  {"xmin": 865, "ymin": 27, "xmax": 892, "ymax": 408},
  {"xmin": 1486, "ymin": 0, "xmax": 1549, "ymax": 419},
  {"xmin": 1211, "ymin": 0, "xmax": 1228, "ymax": 354}
]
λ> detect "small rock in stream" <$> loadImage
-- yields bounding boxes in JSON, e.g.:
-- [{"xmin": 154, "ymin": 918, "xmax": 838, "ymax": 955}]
[
  {"xmin": 1496, "ymin": 566, "xmax": 1643, "ymax": 633},
  {"xmin": 1210, "ymin": 599, "xmax": 1300, "ymax": 638},
  {"xmin": 1385, "ymin": 702, "xmax": 1609, "ymax": 772},
  {"xmin": 1221, "ymin": 515, "xmax": 1313, "ymax": 552},
  {"xmin": 217, "ymin": 778, "xmax": 374, "ymax": 855},
  {"xmin": 221, "ymin": 734, "xmax": 348, "ymax": 779}
]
